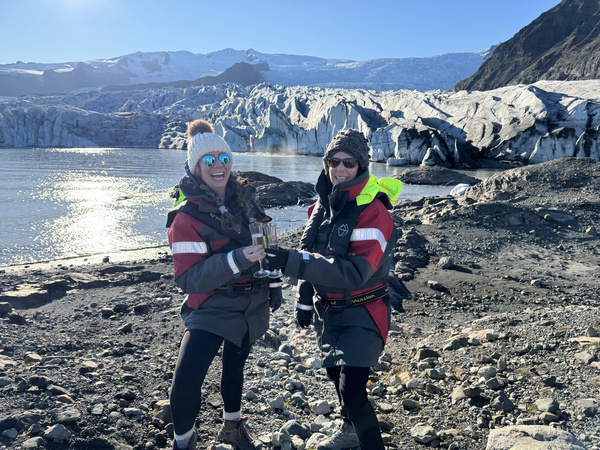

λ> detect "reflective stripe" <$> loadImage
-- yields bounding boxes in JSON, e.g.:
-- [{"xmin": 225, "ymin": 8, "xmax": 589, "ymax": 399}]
[
  {"xmin": 171, "ymin": 241, "xmax": 208, "ymax": 255},
  {"xmin": 350, "ymin": 228, "xmax": 387, "ymax": 253},
  {"xmin": 227, "ymin": 251, "xmax": 240, "ymax": 275},
  {"xmin": 269, "ymin": 282, "xmax": 282, "ymax": 288},
  {"xmin": 296, "ymin": 302, "xmax": 314, "ymax": 311}
]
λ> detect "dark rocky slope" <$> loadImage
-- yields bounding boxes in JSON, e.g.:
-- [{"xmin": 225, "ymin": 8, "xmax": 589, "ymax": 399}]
[{"xmin": 453, "ymin": 0, "xmax": 600, "ymax": 91}]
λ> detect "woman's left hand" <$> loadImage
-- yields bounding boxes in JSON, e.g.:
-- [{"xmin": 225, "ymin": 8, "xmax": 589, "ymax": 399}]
[{"xmin": 243, "ymin": 245, "xmax": 266, "ymax": 262}]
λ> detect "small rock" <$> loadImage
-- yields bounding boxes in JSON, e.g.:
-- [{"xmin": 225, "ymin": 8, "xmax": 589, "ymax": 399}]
[
  {"xmin": 0, "ymin": 302, "xmax": 12, "ymax": 315},
  {"xmin": 79, "ymin": 360, "xmax": 99, "ymax": 374},
  {"xmin": 280, "ymin": 420, "xmax": 311, "ymax": 440},
  {"xmin": 119, "ymin": 323, "xmax": 133, "ymax": 333},
  {"xmin": 123, "ymin": 407, "xmax": 144, "ymax": 419},
  {"xmin": 25, "ymin": 353, "xmax": 42, "ymax": 364},
  {"xmin": 2, "ymin": 428, "xmax": 18, "ymax": 439},
  {"xmin": 402, "ymin": 399, "xmax": 417, "ymax": 410},
  {"xmin": 486, "ymin": 378, "xmax": 501, "ymax": 390},
  {"xmin": 51, "ymin": 406, "xmax": 81, "ymax": 423},
  {"xmin": 437, "ymin": 257, "xmax": 455, "ymax": 270},
  {"xmin": 152, "ymin": 399, "xmax": 172, "ymax": 423},
  {"xmin": 535, "ymin": 398, "xmax": 559, "ymax": 413},
  {"xmin": 411, "ymin": 423, "xmax": 437, "ymax": 444},
  {"xmin": 415, "ymin": 348, "xmax": 441, "ymax": 361},
  {"xmin": 491, "ymin": 392, "xmax": 515, "ymax": 412},
  {"xmin": 586, "ymin": 326, "xmax": 599, "ymax": 337},
  {"xmin": 406, "ymin": 378, "xmax": 427, "ymax": 390},
  {"xmin": 443, "ymin": 336, "xmax": 468, "ymax": 351},
  {"xmin": 378, "ymin": 403, "xmax": 394, "ymax": 413},
  {"xmin": 21, "ymin": 437, "xmax": 45, "ymax": 448},
  {"xmin": 427, "ymin": 280, "xmax": 447, "ymax": 292},
  {"xmin": 574, "ymin": 350, "xmax": 596, "ymax": 365},
  {"xmin": 311, "ymin": 400, "xmax": 331, "ymax": 415},
  {"xmin": 539, "ymin": 412, "xmax": 559, "ymax": 422},
  {"xmin": 477, "ymin": 366, "xmax": 497, "ymax": 380},
  {"xmin": 497, "ymin": 355, "xmax": 508, "ymax": 371},
  {"xmin": 269, "ymin": 395, "xmax": 285, "ymax": 410},
  {"xmin": 575, "ymin": 399, "xmax": 598, "ymax": 417},
  {"xmin": 43, "ymin": 424, "xmax": 72, "ymax": 441},
  {"xmin": 133, "ymin": 303, "xmax": 150, "ymax": 314},
  {"xmin": 377, "ymin": 415, "xmax": 394, "ymax": 432}
]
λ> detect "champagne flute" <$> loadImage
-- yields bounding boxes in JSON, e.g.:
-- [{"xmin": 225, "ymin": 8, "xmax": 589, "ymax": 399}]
[
  {"xmin": 263, "ymin": 222, "xmax": 283, "ymax": 278},
  {"xmin": 249, "ymin": 220, "xmax": 270, "ymax": 278}
]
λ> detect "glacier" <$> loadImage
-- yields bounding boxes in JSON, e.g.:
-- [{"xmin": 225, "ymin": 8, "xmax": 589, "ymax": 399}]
[{"xmin": 1, "ymin": 79, "xmax": 600, "ymax": 167}]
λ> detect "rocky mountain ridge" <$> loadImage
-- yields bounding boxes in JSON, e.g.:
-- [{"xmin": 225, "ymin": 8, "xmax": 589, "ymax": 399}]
[{"xmin": 453, "ymin": 0, "xmax": 600, "ymax": 91}]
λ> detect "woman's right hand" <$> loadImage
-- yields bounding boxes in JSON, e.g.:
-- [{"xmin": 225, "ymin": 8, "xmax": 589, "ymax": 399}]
[{"xmin": 243, "ymin": 245, "xmax": 266, "ymax": 262}]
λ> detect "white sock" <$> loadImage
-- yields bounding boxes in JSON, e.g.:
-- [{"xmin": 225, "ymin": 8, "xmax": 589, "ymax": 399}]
[
  {"xmin": 223, "ymin": 410, "xmax": 241, "ymax": 422},
  {"xmin": 174, "ymin": 428, "xmax": 194, "ymax": 448}
]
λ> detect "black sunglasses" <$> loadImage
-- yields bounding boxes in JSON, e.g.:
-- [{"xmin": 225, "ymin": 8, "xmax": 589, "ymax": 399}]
[
  {"xmin": 202, "ymin": 154, "xmax": 231, "ymax": 167},
  {"xmin": 325, "ymin": 157, "xmax": 358, "ymax": 169}
]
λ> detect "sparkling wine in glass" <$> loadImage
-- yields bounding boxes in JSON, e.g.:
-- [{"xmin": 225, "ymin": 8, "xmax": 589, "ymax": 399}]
[
  {"xmin": 249, "ymin": 221, "xmax": 269, "ymax": 278},
  {"xmin": 263, "ymin": 222, "xmax": 283, "ymax": 278}
]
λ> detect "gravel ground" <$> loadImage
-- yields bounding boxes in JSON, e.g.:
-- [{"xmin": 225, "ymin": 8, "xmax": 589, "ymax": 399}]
[{"xmin": 1, "ymin": 157, "xmax": 599, "ymax": 450}]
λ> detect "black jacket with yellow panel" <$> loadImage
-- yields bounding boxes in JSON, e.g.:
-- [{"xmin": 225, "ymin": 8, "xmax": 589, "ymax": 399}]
[{"xmin": 282, "ymin": 169, "xmax": 402, "ymax": 367}]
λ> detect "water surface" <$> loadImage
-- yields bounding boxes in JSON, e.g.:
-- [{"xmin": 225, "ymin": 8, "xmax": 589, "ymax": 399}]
[{"xmin": 0, "ymin": 148, "xmax": 493, "ymax": 267}]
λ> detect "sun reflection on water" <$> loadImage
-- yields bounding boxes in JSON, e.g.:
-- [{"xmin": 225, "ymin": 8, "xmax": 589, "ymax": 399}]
[{"xmin": 34, "ymin": 172, "xmax": 165, "ymax": 261}]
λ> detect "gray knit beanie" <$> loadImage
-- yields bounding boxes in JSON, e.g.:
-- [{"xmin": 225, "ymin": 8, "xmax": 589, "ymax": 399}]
[{"xmin": 323, "ymin": 129, "xmax": 370, "ymax": 171}]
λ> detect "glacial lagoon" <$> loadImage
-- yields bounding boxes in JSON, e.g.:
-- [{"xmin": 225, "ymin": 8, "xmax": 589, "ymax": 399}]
[{"xmin": 0, "ymin": 147, "xmax": 498, "ymax": 267}]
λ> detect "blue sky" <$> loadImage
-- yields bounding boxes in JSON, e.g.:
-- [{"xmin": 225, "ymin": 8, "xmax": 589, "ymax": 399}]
[{"xmin": 1, "ymin": 0, "xmax": 561, "ymax": 65}]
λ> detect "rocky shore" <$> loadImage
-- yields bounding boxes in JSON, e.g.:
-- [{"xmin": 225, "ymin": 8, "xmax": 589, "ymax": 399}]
[{"xmin": 1, "ymin": 157, "xmax": 600, "ymax": 450}]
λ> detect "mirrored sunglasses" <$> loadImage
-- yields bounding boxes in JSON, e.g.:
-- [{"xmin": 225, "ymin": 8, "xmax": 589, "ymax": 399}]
[
  {"xmin": 325, "ymin": 157, "xmax": 358, "ymax": 169},
  {"xmin": 202, "ymin": 154, "xmax": 231, "ymax": 167}
]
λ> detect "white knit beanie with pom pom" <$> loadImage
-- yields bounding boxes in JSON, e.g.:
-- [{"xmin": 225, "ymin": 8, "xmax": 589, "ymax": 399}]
[{"xmin": 187, "ymin": 131, "xmax": 232, "ymax": 175}]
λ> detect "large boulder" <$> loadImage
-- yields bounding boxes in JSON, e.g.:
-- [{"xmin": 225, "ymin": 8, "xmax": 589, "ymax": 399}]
[
  {"xmin": 485, "ymin": 425, "xmax": 586, "ymax": 450},
  {"xmin": 393, "ymin": 166, "xmax": 481, "ymax": 186}
]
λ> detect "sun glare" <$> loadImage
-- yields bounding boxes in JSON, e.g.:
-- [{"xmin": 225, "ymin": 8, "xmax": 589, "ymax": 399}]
[{"xmin": 57, "ymin": 0, "xmax": 108, "ymax": 12}]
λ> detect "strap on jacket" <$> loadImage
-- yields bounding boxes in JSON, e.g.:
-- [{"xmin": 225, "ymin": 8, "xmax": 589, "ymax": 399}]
[
  {"xmin": 214, "ymin": 278, "xmax": 267, "ymax": 294},
  {"xmin": 318, "ymin": 285, "xmax": 389, "ymax": 313}
]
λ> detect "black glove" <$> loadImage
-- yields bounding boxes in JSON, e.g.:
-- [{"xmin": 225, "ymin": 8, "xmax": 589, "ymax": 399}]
[
  {"xmin": 296, "ymin": 308, "xmax": 313, "ymax": 328},
  {"xmin": 296, "ymin": 281, "xmax": 315, "ymax": 328},
  {"xmin": 269, "ymin": 278, "xmax": 283, "ymax": 312},
  {"xmin": 266, "ymin": 247, "xmax": 290, "ymax": 271}
]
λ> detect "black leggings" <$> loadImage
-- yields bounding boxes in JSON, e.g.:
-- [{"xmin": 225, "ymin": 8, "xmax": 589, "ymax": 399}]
[
  {"xmin": 170, "ymin": 329, "xmax": 252, "ymax": 435},
  {"xmin": 326, "ymin": 366, "xmax": 384, "ymax": 450}
]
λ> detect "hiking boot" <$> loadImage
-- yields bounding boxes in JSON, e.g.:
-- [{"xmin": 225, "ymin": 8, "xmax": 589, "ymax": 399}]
[
  {"xmin": 217, "ymin": 416, "xmax": 263, "ymax": 450},
  {"xmin": 316, "ymin": 421, "xmax": 359, "ymax": 450},
  {"xmin": 172, "ymin": 429, "xmax": 198, "ymax": 450}
]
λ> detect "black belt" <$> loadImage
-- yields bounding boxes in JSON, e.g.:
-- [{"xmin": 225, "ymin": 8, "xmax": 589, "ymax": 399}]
[{"xmin": 319, "ymin": 285, "xmax": 389, "ymax": 311}]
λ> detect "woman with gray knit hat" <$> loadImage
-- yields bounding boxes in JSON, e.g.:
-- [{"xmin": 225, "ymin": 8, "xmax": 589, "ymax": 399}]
[
  {"xmin": 166, "ymin": 119, "xmax": 280, "ymax": 450},
  {"xmin": 267, "ymin": 129, "xmax": 403, "ymax": 450}
]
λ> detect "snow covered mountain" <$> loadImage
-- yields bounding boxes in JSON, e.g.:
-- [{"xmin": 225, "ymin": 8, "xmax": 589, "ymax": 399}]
[{"xmin": 0, "ymin": 48, "xmax": 489, "ymax": 96}]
